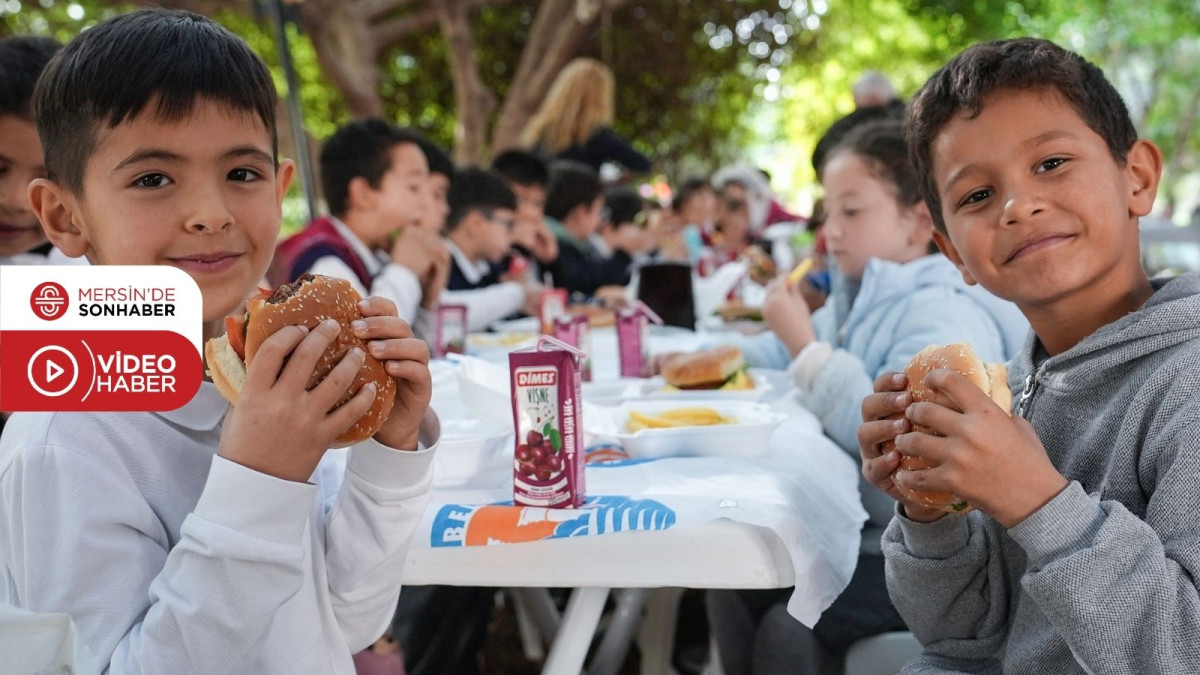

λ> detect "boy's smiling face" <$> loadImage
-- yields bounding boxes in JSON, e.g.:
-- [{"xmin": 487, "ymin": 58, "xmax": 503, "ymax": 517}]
[
  {"xmin": 33, "ymin": 98, "xmax": 292, "ymax": 325},
  {"xmin": 931, "ymin": 88, "xmax": 1158, "ymax": 312}
]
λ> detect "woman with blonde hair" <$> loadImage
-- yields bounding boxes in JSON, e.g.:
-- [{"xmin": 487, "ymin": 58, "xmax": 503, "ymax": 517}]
[{"xmin": 520, "ymin": 57, "xmax": 652, "ymax": 173}]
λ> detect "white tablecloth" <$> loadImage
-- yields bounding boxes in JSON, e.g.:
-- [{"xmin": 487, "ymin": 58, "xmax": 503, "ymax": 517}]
[{"xmin": 418, "ymin": 340, "xmax": 868, "ymax": 627}]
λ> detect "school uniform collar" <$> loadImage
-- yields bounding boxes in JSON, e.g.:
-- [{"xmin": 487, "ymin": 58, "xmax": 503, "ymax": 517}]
[
  {"xmin": 444, "ymin": 238, "xmax": 491, "ymax": 285},
  {"xmin": 328, "ymin": 215, "xmax": 384, "ymax": 276},
  {"xmin": 155, "ymin": 381, "xmax": 229, "ymax": 431}
]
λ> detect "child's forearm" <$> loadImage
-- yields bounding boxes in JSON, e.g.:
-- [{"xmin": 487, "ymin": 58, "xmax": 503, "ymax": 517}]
[
  {"xmin": 1013, "ymin": 482, "xmax": 1200, "ymax": 673},
  {"xmin": 322, "ymin": 415, "xmax": 438, "ymax": 651},
  {"xmin": 883, "ymin": 511, "xmax": 1012, "ymax": 653}
]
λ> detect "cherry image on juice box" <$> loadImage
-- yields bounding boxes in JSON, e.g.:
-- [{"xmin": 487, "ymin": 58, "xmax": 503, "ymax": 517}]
[
  {"xmin": 553, "ymin": 314, "xmax": 592, "ymax": 381},
  {"xmin": 509, "ymin": 336, "xmax": 586, "ymax": 508},
  {"xmin": 433, "ymin": 304, "xmax": 468, "ymax": 358},
  {"xmin": 617, "ymin": 301, "xmax": 663, "ymax": 378},
  {"xmin": 538, "ymin": 288, "xmax": 567, "ymax": 334}
]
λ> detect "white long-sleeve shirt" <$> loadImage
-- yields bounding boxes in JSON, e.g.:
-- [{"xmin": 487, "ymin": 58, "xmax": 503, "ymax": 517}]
[
  {"xmin": 440, "ymin": 239, "xmax": 525, "ymax": 332},
  {"xmin": 0, "ymin": 382, "xmax": 439, "ymax": 674},
  {"xmin": 307, "ymin": 217, "xmax": 432, "ymax": 335}
]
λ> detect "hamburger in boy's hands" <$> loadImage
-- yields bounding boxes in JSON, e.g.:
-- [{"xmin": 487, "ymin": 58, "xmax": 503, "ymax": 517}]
[
  {"xmin": 206, "ymin": 273, "xmax": 397, "ymax": 446},
  {"xmin": 887, "ymin": 343, "xmax": 1011, "ymax": 513},
  {"xmin": 660, "ymin": 345, "xmax": 755, "ymax": 391}
]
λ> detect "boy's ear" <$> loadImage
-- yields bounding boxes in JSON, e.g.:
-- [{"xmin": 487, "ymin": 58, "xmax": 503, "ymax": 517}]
[
  {"xmin": 275, "ymin": 159, "xmax": 295, "ymax": 208},
  {"xmin": 28, "ymin": 178, "xmax": 89, "ymax": 259},
  {"xmin": 932, "ymin": 228, "xmax": 977, "ymax": 286},
  {"xmin": 1125, "ymin": 139, "xmax": 1162, "ymax": 218},
  {"xmin": 346, "ymin": 175, "xmax": 374, "ymax": 213}
]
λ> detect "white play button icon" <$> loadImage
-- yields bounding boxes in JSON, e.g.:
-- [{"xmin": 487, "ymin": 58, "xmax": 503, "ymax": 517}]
[
  {"xmin": 28, "ymin": 345, "xmax": 80, "ymax": 398},
  {"xmin": 46, "ymin": 360, "xmax": 65, "ymax": 383}
]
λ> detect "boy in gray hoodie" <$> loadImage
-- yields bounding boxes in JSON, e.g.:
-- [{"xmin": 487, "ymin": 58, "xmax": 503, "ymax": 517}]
[{"xmin": 858, "ymin": 38, "xmax": 1200, "ymax": 673}]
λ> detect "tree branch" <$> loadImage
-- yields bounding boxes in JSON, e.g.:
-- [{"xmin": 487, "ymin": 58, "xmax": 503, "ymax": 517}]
[
  {"xmin": 363, "ymin": 0, "xmax": 418, "ymax": 22},
  {"xmin": 371, "ymin": 7, "xmax": 439, "ymax": 53}
]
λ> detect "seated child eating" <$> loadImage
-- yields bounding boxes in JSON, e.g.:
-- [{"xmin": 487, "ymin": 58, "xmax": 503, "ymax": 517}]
[
  {"xmin": 0, "ymin": 10, "xmax": 439, "ymax": 673},
  {"xmin": 858, "ymin": 38, "xmax": 1200, "ymax": 673}
]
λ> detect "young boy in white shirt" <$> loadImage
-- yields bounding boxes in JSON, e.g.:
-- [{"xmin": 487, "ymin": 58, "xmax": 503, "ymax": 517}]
[
  {"xmin": 271, "ymin": 119, "xmax": 450, "ymax": 329},
  {"xmin": 440, "ymin": 167, "xmax": 541, "ymax": 330},
  {"xmin": 1, "ymin": 10, "xmax": 440, "ymax": 673}
]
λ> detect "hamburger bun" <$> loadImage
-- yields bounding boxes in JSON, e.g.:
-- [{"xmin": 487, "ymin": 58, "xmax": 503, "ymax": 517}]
[
  {"xmin": 205, "ymin": 274, "xmax": 397, "ymax": 447},
  {"xmin": 890, "ymin": 342, "xmax": 1011, "ymax": 513},
  {"xmin": 661, "ymin": 345, "xmax": 748, "ymax": 389}
]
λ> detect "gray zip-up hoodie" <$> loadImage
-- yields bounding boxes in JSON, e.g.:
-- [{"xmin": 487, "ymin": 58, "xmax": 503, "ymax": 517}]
[{"xmin": 882, "ymin": 273, "xmax": 1200, "ymax": 674}]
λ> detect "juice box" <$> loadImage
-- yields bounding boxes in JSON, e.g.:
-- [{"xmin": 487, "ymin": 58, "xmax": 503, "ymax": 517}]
[
  {"xmin": 553, "ymin": 313, "xmax": 592, "ymax": 381},
  {"xmin": 433, "ymin": 304, "xmax": 467, "ymax": 358},
  {"xmin": 616, "ymin": 301, "xmax": 662, "ymax": 378},
  {"xmin": 538, "ymin": 288, "xmax": 568, "ymax": 334},
  {"xmin": 509, "ymin": 336, "xmax": 586, "ymax": 508}
]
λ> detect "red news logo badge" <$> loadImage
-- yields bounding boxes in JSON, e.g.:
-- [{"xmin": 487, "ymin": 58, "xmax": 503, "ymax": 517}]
[
  {"xmin": 1, "ymin": 265, "xmax": 203, "ymax": 413},
  {"xmin": 30, "ymin": 282, "xmax": 69, "ymax": 321},
  {"xmin": 3, "ymin": 331, "xmax": 201, "ymax": 411}
]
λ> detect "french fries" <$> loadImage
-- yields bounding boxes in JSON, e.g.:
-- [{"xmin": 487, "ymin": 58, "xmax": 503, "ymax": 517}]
[
  {"xmin": 628, "ymin": 407, "xmax": 737, "ymax": 432},
  {"xmin": 786, "ymin": 257, "xmax": 815, "ymax": 288}
]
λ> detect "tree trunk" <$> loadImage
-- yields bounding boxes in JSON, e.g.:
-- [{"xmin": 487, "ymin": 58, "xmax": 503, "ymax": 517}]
[
  {"xmin": 436, "ymin": 0, "xmax": 497, "ymax": 164},
  {"xmin": 296, "ymin": 0, "xmax": 385, "ymax": 118},
  {"xmin": 488, "ymin": 0, "xmax": 626, "ymax": 156}
]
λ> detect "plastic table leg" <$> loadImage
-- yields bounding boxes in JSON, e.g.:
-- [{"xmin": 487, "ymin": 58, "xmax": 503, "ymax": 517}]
[
  {"xmin": 541, "ymin": 587, "xmax": 610, "ymax": 675},
  {"xmin": 637, "ymin": 587, "xmax": 685, "ymax": 675}
]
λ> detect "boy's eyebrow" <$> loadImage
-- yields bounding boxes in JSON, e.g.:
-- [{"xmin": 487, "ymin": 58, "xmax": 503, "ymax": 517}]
[
  {"xmin": 114, "ymin": 149, "xmax": 185, "ymax": 171},
  {"xmin": 114, "ymin": 146, "xmax": 274, "ymax": 172},
  {"xmin": 943, "ymin": 130, "xmax": 1080, "ymax": 194},
  {"xmin": 223, "ymin": 146, "xmax": 275, "ymax": 165}
]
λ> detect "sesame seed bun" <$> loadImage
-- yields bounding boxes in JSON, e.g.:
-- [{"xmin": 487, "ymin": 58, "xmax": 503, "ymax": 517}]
[
  {"xmin": 892, "ymin": 342, "xmax": 1011, "ymax": 514},
  {"xmin": 205, "ymin": 274, "xmax": 396, "ymax": 447}
]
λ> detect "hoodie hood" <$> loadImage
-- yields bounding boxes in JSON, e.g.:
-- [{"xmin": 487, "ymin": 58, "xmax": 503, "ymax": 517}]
[{"xmin": 1010, "ymin": 273, "xmax": 1200, "ymax": 395}]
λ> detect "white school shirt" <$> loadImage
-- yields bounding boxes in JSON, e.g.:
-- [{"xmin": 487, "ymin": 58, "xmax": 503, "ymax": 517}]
[
  {"xmin": 306, "ymin": 217, "xmax": 433, "ymax": 336},
  {"xmin": 439, "ymin": 239, "xmax": 525, "ymax": 332},
  {"xmin": 0, "ymin": 382, "xmax": 440, "ymax": 674}
]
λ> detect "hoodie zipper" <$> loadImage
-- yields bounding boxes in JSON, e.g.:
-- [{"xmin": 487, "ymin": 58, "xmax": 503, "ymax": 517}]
[{"xmin": 1015, "ymin": 370, "xmax": 1038, "ymax": 418}]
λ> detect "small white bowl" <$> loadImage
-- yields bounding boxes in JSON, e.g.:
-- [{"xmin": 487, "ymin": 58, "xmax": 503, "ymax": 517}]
[
  {"xmin": 434, "ymin": 417, "xmax": 513, "ymax": 485},
  {"xmin": 583, "ymin": 400, "xmax": 788, "ymax": 460}
]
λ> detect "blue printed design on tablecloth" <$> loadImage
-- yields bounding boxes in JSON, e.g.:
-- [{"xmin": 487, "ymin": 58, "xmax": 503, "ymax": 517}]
[{"xmin": 429, "ymin": 495, "xmax": 677, "ymax": 547}]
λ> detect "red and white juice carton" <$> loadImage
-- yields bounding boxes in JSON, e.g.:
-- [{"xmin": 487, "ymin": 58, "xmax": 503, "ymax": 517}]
[
  {"xmin": 509, "ymin": 336, "xmax": 587, "ymax": 508},
  {"xmin": 553, "ymin": 313, "xmax": 592, "ymax": 381},
  {"xmin": 617, "ymin": 301, "xmax": 663, "ymax": 378},
  {"xmin": 433, "ymin": 304, "xmax": 467, "ymax": 358},
  {"xmin": 538, "ymin": 287, "xmax": 568, "ymax": 334}
]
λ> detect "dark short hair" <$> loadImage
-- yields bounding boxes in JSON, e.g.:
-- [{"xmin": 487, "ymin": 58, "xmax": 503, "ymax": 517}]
[
  {"xmin": 670, "ymin": 176, "xmax": 712, "ymax": 212},
  {"xmin": 0, "ymin": 36, "xmax": 60, "ymax": 119},
  {"xmin": 320, "ymin": 119, "xmax": 426, "ymax": 217},
  {"xmin": 812, "ymin": 101, "xmax": 905, "ymax": 175},
  {"xmin": 604, "ymin": 186, "xmax": 643, "ymax": 228},
  {"xmin": 907, "ymin": 37, "xmax": 1137, "ymax": 232},
  {"xmin": 492, "ymin": 148, "xmax": 550, "ymax": 188},
  {"xmin": 445, "ymin": 166, "xmax": 517, "ymax": 231},
  {"xmin": 33, "ymin": 9, "xmax": 277, "ymax": 193},
  {"xmin": 544, "ymin": 160, "xmax": 601, "ymax": 221},
  {"xmin": 418, "ymin": 135, "xmax": 455, "ymax": 180}
]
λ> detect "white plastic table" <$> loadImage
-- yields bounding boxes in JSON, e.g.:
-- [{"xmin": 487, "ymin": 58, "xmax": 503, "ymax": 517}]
[
  {"xmin": 403, "ymin": 513, "xmax": 796, "ymax": 674},
  {"xmin": 410, "ymin": 329, "xmax": 866, "ymax": 674}
]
